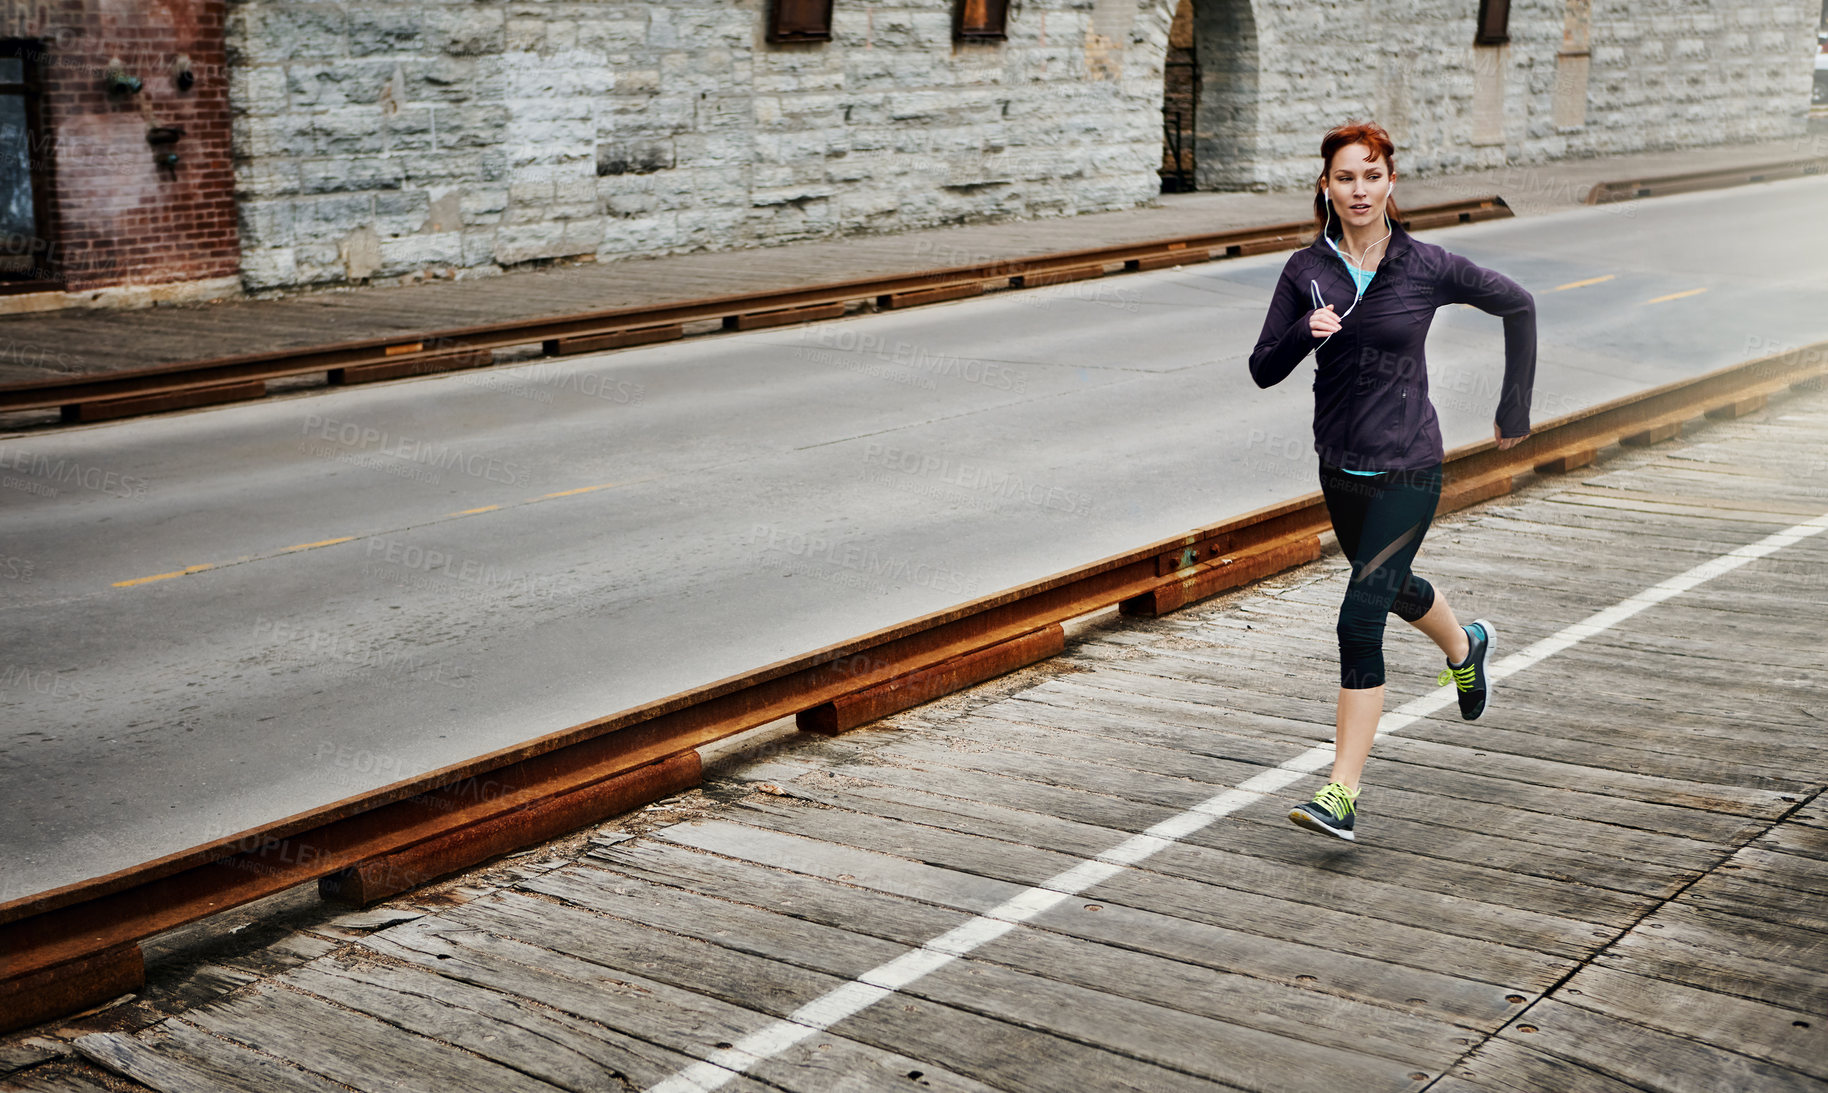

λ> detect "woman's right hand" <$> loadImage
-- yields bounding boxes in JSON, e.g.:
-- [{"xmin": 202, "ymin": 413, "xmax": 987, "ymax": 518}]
[{"xmin": 1309, "ymin": 305, "xmax": 1341, "ymax": 339}]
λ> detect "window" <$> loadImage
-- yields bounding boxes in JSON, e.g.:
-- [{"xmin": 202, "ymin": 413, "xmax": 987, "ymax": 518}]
[
  {"xmin": 957, "ymin": 0, "xmax": 1010, "ymax": 41},
  {"xmin": 0, "ymin": 41, "xmax": 54, "ymax": 285},
  {"xmin": 769, "ymin": 0, "xmax": 834, "ymax": 43},
  {"xmin": 1474, "ymin": 0, "xmax": 1510, "ymax": 45}
]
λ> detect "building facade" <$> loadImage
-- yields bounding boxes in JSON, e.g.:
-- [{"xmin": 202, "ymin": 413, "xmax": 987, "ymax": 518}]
[
  {"xmin": 1, "ymin": 0, "xmax": 239, "ymax": 309},
  {"xmin": 1, "ymin": 0, "xmax": 1819, "ymax": 307}
]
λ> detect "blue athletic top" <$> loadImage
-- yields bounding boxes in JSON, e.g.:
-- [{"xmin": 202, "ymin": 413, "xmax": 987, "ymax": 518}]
[
  {"xmin": 1325, "ymin": 237, "xmax": 1382, "ymax": 475},
  {"xmin": 1325, "ymin": 236, "xmax": 1378, "ymax": 297}
]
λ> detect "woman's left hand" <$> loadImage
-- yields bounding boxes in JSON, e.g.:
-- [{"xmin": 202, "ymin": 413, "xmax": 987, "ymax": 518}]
[{"xmin": 1494, "ymin": 423, "xmax": 1528, "ymax": 450}]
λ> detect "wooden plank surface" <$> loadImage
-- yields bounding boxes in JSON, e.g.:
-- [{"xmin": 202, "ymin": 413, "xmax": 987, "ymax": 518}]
[
  {"xmin": 15, "ymin": 363, "xmax": 1827, "ymax": 1090},
  {"xmin": 358, "ymin": 915, "xmax": 983, "ymax": 1093}
]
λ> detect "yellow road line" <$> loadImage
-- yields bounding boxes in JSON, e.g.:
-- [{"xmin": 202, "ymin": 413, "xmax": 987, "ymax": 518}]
[
  {"xmin": 115, "ymin": 484, "xmax": 619, "ymax": 588},
  {"xmin": 114, "ymin": 563, "xmax": 215, "ymax": 588},
  {"xmin": 1646, "ymin": 287, "xmax": 1708, "ymax": 304},
  {"xmin": 284, "ymin": 536, "xmax": 355, "ymax": 552},
  {"xmin": 540, "ymin": 483, "xmax": 616, "ymax": 499},
  {"xmin": 1553, "ymin": 274, "xmax": 1615, "ymax": 291}
]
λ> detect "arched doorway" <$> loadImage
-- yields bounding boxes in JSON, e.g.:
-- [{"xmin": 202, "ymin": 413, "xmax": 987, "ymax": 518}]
[
  {"xmin": 1159, "ymin": 0, "xmax": 1199, "ymax": 192},
  {"xmin": 1158, "ymin": 0, "xmax": 1260, "ymax": 192}
]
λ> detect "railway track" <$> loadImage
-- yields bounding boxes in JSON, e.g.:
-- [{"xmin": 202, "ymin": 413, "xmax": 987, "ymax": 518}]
[
  {"xmin": 0, "ymin": 197, "xmax": 1510, "ymax": 426},
  {"xmin": 2, "ymin": 327, "xmax": 1824, "ymax": 1034}
]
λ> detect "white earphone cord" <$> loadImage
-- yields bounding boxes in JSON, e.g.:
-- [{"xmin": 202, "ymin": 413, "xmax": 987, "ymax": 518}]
[{"xmin": 1314, "ymin": 189, "xmax": 1392, "ymax": 348}]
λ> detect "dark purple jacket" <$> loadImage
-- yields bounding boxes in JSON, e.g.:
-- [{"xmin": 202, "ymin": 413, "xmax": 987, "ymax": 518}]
[{"xmin": 1249, "ymin": 219, "xmax": 1536, "ymax": 472}]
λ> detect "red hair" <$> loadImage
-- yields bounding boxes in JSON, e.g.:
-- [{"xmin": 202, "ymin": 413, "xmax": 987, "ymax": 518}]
[{"xmin": 1312, "ymin": 122, "xmax": 1402, "ymax": 240}]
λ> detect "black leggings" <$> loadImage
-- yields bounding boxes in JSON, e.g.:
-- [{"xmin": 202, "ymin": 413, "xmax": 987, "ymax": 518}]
[{"xmin": 1318, "ymin": 462, "xmax": 1442, "ymax": 690}]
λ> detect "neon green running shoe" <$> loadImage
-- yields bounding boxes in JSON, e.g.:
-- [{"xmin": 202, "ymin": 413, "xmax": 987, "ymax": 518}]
[
  {"xmin": 1289, "ymin": 781, "xmax": 1359, "ymax": 841},
  {"xmin": 1437, "ymin": 618, "xmax": 1495, "ymax": 721}
]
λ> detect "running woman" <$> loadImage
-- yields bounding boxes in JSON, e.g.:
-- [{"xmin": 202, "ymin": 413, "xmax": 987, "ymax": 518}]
[{"xmin": 1248, "ymin": 122, "xmax": 1536, "ymax": 841}]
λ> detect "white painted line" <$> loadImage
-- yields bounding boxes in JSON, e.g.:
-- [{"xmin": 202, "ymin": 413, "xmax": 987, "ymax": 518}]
[{"xmin": 650, "ymin": 509, "xmax": 1828, "ymax": 1093}]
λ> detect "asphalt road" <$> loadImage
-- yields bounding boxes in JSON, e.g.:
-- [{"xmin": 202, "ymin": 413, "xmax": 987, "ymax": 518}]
[{"xmin": 3, "ymin": 176, "xmax": 1825, "ymax": 902}]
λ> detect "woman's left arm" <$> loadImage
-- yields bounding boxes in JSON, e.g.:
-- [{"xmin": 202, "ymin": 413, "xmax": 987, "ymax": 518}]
[{"xmin": 1436, "ymin": 252, "xmax": 1536, "ymax": 445}]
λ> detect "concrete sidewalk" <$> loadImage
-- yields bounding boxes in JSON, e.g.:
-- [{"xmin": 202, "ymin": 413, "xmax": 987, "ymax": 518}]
[{"xmin": 0, "ymin": 134, "xmax": 1820, "ymax": 389}]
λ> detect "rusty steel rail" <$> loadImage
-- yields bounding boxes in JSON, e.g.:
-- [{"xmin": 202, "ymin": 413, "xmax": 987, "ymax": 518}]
[
  {"xmin": 0, "ymin": 197, "xmax": 1512, "ymax": 423},
  {"xmin": 1585, "ymin": 156, "xmax": 1828, "ymax": 205},
  {"xmin": 2, "ymin": 336, "xmax": 1824, "ymax": 1032}
]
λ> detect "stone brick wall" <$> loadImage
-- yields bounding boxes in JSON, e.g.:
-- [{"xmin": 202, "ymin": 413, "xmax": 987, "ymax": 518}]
[
  {"xmin": 228, "ymin": 0, "xmax": 1170, "ymax": 292},
  {"xmin": 225, "ymin": 0, "xmax": 1818, "ymax": 295},
  {"xmin": 2, "ymin": 0, "xmax": 239, "ymax": 298},
  {"xmin": 1224, "ymin": 0, "xmax": 1818, "ymax": 191}
]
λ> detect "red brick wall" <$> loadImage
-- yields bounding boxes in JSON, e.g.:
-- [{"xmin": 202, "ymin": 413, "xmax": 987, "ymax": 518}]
[{"xmin": 3, "ymin": 0, "xmax": 237, "ymax": 293}]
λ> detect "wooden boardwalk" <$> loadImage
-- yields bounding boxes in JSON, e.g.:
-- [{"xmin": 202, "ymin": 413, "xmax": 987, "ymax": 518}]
[{"xmin": 4, "ymin": 390, "xmax": 1826, "ymax": 1090}]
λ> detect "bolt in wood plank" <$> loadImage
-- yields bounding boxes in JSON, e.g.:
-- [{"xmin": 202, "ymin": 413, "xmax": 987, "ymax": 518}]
[
  {"xmin": 1562, "ymin": 963, "xmax": 1828, "ymax": 1078},
  {"xmin": 1492, "ymin": 999, "xmax": 1826, "ymax": 1091},
  {"xmin": 1596, "ymin": 915, "xmax": 1828, "ymax": 1017}
]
